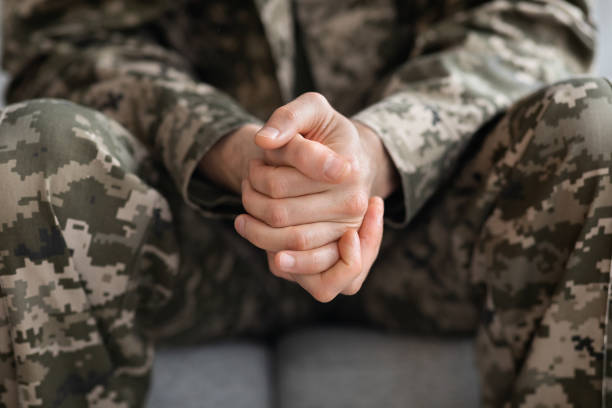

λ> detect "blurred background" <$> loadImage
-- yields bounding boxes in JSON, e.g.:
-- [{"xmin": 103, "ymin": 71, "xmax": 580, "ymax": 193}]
[
  {"xmin": 0, "ymin": 0, "xmax": 611, "ymax": 98},
  {"xmin": 595, "ymin": 0, "xmax": 612, "ymax": 76}
]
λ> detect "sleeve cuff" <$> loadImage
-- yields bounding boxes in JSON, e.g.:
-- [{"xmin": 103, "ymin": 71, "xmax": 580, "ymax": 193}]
[
  {"xmin": 353, "ymin": 98, "xmax": 441, "ymax": 229},
  {"xmin": 160, "ymin": 92, "xmax": 262, "ymax": 219}
]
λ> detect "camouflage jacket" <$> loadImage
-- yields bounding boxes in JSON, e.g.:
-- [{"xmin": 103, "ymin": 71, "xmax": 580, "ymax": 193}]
[{"xmin": 2, "ymin": 0, "xmax": 596, "ymax": 226}]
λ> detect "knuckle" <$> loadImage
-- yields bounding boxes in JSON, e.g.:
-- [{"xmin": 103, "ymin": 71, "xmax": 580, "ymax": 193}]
[
  {"xmin": 312, "ymin": 287, "xmax": 336, "ymax": 303},
  {"xmin": 302, "ymin": 92, "xmax": 328, "ymax": 107},
  {"xmin": 266, "ymin": 177, "xmax": 286, "ymax": 198},
  {"xmin": 344, "ymin": 191, "xmax": 369, "ymax": 217},
  {"xmin": 266, "ymin": 203, "xmax": 288, "ymax": 227},
  {"xmin": 310, "ymin": 250, "xmax": 325, "ymax": 270},
  {"xmin": 346, "ymin": 160, "xmax": 363, "ymax": 183},
  {"xmin": 289, "ymin": 228, "xmax": 308, "ymax": 251},
  {"xmin": 274, "ymin": 105, "xmax": 297, "ymax": 123},
  {"xmin": 343, "ymin": 281, "xmax": 362, "ymax": 296},
  {"xmin": 349, "ymin": 160, "xmax": 362, "ymax": 178}
]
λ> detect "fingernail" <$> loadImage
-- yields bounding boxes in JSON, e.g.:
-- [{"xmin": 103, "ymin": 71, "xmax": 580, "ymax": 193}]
[
  {"xmin": 323, "ymin": 155, "xmax": 348, "ymax": 181},
  {"xmin": 257, "ymin": 126, "xmax": 280, "ymax": 140},
  {"xmin": 278, "ymin": 253, "xmax": 296, "ymax": 270},
  {"xmin": 235, "ymin": 216, "xmax": 245, "ymax": 235}
]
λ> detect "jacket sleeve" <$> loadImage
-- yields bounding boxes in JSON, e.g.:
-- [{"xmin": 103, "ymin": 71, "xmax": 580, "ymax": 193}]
[
  {"xmin": 2, "ymin": 0, "xmax": 260, "ymax": 217},
  {"xmin": 352, "ymin": 0, "xmax": 595, "ymax": 227}
]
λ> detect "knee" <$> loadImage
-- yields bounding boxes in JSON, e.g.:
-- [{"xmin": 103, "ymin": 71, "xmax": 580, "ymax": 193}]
[
  {"xmin": 0, "ymin": 98, "xmax": 141, "ymax": 180},
  {"xmin": 516, "ymin": 77, "xmax": 612, "ymax": 166}
]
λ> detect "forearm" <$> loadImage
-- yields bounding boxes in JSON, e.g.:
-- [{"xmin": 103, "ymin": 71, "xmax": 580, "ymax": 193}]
[{"xmin": 4, "ymin": 0, "xmax": 262, "ymax": 214}]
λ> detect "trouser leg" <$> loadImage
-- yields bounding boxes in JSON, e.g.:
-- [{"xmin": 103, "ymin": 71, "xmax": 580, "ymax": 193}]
[
  {"xmin": 340, "ymin": 77, "xmax": 612, "ymax": 407},
  {"xmin": 148, "ymin": 176, "xmax": 321, "ymax": 345},
  {"xmin": 0, "ymin": 99, "xmax": 318, "ymax": 407},
  {"xmin": 472, "ymin": 77, "xmax": 612, "ymax": 407},
  {"xmin": 0, "ymin": 99, "xmax": 178, "ymax": 407}
]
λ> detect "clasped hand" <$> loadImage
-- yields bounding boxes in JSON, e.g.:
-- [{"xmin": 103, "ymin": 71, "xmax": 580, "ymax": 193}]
[{"xmin": 234, "ymin": 93, "xmax": 388, "ymax": 303}]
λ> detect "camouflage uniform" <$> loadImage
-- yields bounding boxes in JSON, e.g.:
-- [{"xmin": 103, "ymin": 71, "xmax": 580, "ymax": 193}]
[{"xmin": 0, "ymin": 0, "xmax": 609, "ymax": 407}]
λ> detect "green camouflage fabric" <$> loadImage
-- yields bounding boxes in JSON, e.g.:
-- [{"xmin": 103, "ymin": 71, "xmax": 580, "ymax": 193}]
[
  {"xmin": 351, "ymin": 77, "xmax": 612, "ymax": 407},
  {"xmin": 0, "ymin": 98, "xmax": 323, "ymax": 407},
  {"xmin": 3, "ymin": 0, "xmax": 596, "ymax": 223},
  {"xmin": 1, "ymin": 0, "xmax": 609, "ymax": 406}
]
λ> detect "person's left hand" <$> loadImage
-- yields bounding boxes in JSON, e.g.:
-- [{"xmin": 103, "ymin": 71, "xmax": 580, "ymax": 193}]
[{"xmin": 269, "ymin": 196, "xmax": 385, "ymax": 302}]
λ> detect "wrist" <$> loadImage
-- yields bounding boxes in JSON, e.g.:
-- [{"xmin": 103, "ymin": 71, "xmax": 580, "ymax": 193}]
[
  {"xmin": 353, "ymin": 120, "xmax": 398, "ymax": 199},
  {"xmin": 199, "ymin": 123, "xmax": 262, "ymax": 194}
]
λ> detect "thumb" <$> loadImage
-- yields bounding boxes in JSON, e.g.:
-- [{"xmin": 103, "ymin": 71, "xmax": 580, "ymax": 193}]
[
  {"xmin": 254, "ymin": 92, "xmax": 333, "ymax": 150},
  {"xmin": 262, "ymin": 135, "xmax": 351, "ymax": 183},
  {"xmin": 255, "ymin": 93, "xmax": 350, "ymax": 183}
]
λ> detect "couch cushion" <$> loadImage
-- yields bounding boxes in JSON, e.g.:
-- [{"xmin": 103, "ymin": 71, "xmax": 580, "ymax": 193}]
[
  {"xmin": 148, "ymin": 342, "xmax": 273, "ymax": 408},
  {"xmin": 595, "ymin": 0, "xmax": 612, "ymax": 78},
  {"xmin": 276, "ymin": 328, "xmax": 479, "ymax": 408}
]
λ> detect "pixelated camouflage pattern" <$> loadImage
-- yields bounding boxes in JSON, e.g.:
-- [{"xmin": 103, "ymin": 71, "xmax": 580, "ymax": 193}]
[
  {"xmin": 1, "ymin": 0, "xmax": 608, "ymax": 406},
  {"xmin": 2, "ymin": 0, "xmax": 596, "ymax": 222},
  {"xmin": 0, "ymin": 99, "xmax": 320, "ymax": 407},
  {"xmin": 344, "ymin": 77, "xmax": 612, "ymax": 407},
  {"xmin": 351, "ymin": 0, "xmax": 596, "ymax": 226},
  {"xmin": 0, "ymin": 99, "xmax": 177, "ymax": 407}
]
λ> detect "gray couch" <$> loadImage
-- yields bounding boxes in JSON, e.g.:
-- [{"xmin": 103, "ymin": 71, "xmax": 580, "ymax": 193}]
[
  {"xmin": 149, "ymin": 328, "xmax": 479, "ymax": 408},
  {"xmin": 1, "ymin": 2, "xmax": 611, "ymax": 407}
]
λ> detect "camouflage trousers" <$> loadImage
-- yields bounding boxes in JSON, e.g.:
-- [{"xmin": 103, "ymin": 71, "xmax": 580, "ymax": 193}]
[{"xmin": 1, "ymin": 77, "xmax": 612, "ymax": 407}]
